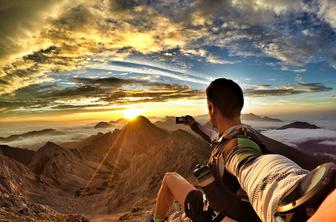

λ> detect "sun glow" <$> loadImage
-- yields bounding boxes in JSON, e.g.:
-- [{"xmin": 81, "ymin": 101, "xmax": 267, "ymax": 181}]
[{"xmin": 122, "ymin": 108, "xmax": 146, "ymax": 120}]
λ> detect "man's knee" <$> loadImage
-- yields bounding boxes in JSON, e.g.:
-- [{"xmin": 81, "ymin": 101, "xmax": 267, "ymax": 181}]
[
  {"xmin": 160, "ymin": 172, "xmax": 196, "ymax": 207},
  {"xmin": 163, "ymin": 172, "xmax": 183, "ymax": 187},
  {"xmin": 163, "ymin": 172, "xmax": 180, "ymax": 182}
]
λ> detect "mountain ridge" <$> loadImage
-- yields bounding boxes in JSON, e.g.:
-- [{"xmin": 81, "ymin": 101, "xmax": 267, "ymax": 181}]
[
  {"xmin": 94, "ymin": 121, "xmax": 112, "ymax": 128},
  {"xmin": 0, "ymin": 128, "xmax": 60, "ymax": 142},
  {"xmin": 0, "ymin": 144, "xmax": 35, "ymax": 165}
]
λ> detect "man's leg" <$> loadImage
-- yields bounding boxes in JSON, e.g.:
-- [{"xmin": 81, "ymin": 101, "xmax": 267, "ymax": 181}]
[
  {"xmin": 308, "ymin": 188, "xmax": 336, "ymax": 222},
  {"xmin": 154, "ymin": 172, "xmax": 196, "ymax": 220}
]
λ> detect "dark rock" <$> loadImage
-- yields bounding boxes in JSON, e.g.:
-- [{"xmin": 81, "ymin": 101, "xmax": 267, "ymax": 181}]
[
  {"xmin": 94, "ymin": 121, "xmax": 112, "ymax": 128},
  {"xmin": 131, "ymin": 207, "xmax": 141, "ymax": 213},
  {"xmin": 19, "ymin": 207, "xmax": 30, "ymax": 216},
  {"xmin": 278, "ymin": 121, "xmax": 320, "ymax": 130}
]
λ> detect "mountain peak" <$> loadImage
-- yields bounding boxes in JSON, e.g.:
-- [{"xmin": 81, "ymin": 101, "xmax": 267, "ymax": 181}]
[
  {"xmin": 127, "ymin": 115, "xmax": 152, "ymax": 127},
  {"xmin": 278, "ymin": 121, "xmax": 320, "ymax": 130},
  {"xmin": 248, "ymin": 113, "xmax": 257, "ymax": 116},
  {"xmin": 38, "ymin": 141, "xmax": 63, "ymax": 152},
  {"xmin": 94, "ymin": 121, "xmax": 112, "ymax": 128},
  {"xmin": 45, "ymin": 141, "xmax": 59, "ymax": 146}
]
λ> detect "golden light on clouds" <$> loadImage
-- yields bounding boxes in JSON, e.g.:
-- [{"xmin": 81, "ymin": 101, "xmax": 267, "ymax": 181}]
[
  {"xmin": 122, "ymin": 107, "xmax": 147, "ymax": 120},
  {"xmin": 122, "ymin": 32, "xmax": 156, "ymax": 53},
  {"xmin": 0, "ymin": 0, "xmax": 335, "ymax": 123}
]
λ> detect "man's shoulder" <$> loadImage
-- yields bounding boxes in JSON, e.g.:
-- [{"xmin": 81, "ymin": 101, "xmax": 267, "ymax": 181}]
[
  {"xmin": 226, "ymin": 125, "xmax": 262, "ymax": 150},
  {"xmin": 235, "ymin": 136, "xmax": 261, "ymax": 150},
  {"xmin": 220, "ymin": 135, "xmax": 263, "ymax": 158}
]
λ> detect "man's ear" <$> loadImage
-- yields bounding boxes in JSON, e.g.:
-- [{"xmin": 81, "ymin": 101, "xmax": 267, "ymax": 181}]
[{"xmin": 208, "ymin": 101, "xmax": 215, "ymax": 115}]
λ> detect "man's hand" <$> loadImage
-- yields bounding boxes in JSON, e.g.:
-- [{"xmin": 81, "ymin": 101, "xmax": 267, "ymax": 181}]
[{"xmin": 184, "ymin": 115, "xmax": 196, "ymax": 126}]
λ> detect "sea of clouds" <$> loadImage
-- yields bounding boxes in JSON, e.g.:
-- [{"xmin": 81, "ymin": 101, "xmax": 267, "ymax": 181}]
[
  {"xmin": 261, "ymin": 128, "xmax": 336, "ymax": 148},
  {"xmin": 1, "ymin": 118, "xmax": 335, "ymax": 151},
  {"xmin": 0, "ymin": 126, "xmax": 118, "ymax": 150}
]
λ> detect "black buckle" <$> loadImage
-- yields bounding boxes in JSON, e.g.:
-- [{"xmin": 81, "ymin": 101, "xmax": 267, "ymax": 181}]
[{"xmin": 275, "ymin": 162, "xmax": 336, "ymax": 222}]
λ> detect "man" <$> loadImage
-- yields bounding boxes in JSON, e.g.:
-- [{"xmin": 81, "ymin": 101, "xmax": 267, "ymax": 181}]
[{"xmin": 152, "ymin": 78, "xmax": 309, "ymax": 222}]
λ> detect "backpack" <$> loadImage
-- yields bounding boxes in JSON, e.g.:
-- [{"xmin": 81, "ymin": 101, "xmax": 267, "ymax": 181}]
[{"xmin": 199, "ymin": 125, "xmax": 332, "ymax": 222}]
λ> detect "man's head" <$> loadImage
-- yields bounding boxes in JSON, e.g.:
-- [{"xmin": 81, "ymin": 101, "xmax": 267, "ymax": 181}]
[{"xmin": 206, "ymin": 78, "xmax": 244, "ymax": 128}]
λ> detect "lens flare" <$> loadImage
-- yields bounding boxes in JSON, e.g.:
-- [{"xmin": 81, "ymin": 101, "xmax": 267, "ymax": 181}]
[{"xmin": 122, "ymin": 108, "xmax": 146, "ymax": 120}]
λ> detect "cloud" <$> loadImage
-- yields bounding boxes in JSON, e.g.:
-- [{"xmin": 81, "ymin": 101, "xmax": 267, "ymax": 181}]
[
  {"xmin": 317, "ymin": 0, "xmax": 336, "ymax": 29},
  {"xmin": 70, "ymin": 77, "xmax": 205, "ymax": 104},
  {"xmin": 0, "ymin": 0, "xmax": 70, "ymax": 65},
  {"xmin": 262, "ymin": 43, "xmax": 307, "ymax": 66},
  {"xmin": 87, "ymin": 60, "xmax": 209, "ymax": 84},
  {"xmin": 0, "ymin": 0, "xmax": 336, "ymax": 100},
  {"xmin": 245, "ymin": 83, "xmax": 333, "ymax": 97},
  {"xmin": 1, "ymin": 1, "xmax": 207, "ymax": 95},
  {"xmin": 71, "ymin": 77, "xmax": 133, "ymax": 87},
  {"xmin": 205, "ymin": 54, "xmax": 238, "ymax": 64},
  {"xmin": 179, "ymin": 48, "xmax": 239, "ymax": 65},
  {"xmin": 232, "ymin": 0, "xmax": 304, "ymax": 15},
  {"xmin": 192, "ymin": 0, "xmax": 336, "ymax": 68},
  {"xmin": 262, "ymin": 128, "xmax": 336, "ymax": 147},
  {"xmin": 0, "ymin": 76, "xmax": 204, "ymax": 115},
  {"xmin": 0, "ymin": 126, "xmax": 116, "ymax": 150},
  {"xmin": 319, "ymin": 140, "xmax": 336, "ymax": 146}
]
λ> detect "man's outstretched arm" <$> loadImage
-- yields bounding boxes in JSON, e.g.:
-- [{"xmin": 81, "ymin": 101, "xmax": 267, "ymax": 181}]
[{"xmin": 184, "ymin": 115, "xmax": 218, "ymax": 143}]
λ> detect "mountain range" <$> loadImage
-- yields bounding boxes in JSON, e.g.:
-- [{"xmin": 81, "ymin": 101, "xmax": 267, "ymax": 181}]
[
  {"xmin": 0, "ymin": 116, "xmax": 211, "ymax": 221},
  {"xmin": 241, "ymin": 113, "xmax": 282, "ymax": 122},
  {"xmin": 0, "ymin": 128, "xmax": 60, "ymax": 142},
  {"xmin": 0, "ymin": 116, "xmax": 334, "ymax": 221}
]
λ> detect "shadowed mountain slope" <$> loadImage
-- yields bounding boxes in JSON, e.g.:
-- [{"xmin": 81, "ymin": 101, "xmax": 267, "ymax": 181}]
[
  {"xmin": 105, "ymin": 128, "xmax": 210, "ymax": 212},
  {"xmin": 0, "ymin": 154, "xmax": 88, "ymax": 221},
  {"xmin": 29, "ymin": 141, "xmax": 95, "ymax": 192},
  {"xmin": 0, "ymin": 144, "xmax": 35, "ymax": 165}
]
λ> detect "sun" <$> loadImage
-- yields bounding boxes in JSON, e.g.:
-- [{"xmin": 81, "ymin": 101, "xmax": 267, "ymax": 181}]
[{"xmin": 122, "ymin": 108, "xmax": 146, "ymax": 120}]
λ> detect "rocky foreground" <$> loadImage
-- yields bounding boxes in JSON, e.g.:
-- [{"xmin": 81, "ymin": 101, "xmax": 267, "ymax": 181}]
[{"xmin": 0, "ymin": 154, "xmax": 88, "ymax": 221}]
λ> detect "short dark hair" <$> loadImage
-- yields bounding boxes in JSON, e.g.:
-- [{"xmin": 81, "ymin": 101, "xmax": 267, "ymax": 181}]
[{"xmin": 206, "ymin": 78, "xmax": 244, "ymax": 118}]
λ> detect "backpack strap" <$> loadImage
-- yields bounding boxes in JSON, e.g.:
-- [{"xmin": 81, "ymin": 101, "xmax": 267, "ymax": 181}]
[
  {"xmin": 225, "ymin": 126, "xmax": 267, "ymax": 154},
  {"xmin": 210, "ymin": 125, "xmax": 266, "ymax": 202},
  {"xmin": 203, "ymin": 126, "xmax": 267, "ymax": 222}
]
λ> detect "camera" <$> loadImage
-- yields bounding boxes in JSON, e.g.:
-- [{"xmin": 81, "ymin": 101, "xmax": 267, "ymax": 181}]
[
  {"xmin": 193, "ymin": 164, "xmax": 215, "ymax": 187},
  {"xmin": 176, "ymin": 116, "xmax": 187, "ymax": 124}
]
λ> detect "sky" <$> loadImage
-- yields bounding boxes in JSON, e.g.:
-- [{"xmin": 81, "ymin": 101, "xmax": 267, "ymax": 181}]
[{"xmin": 0, "ymin": 0, "xmax": 335, "ymax": 124}]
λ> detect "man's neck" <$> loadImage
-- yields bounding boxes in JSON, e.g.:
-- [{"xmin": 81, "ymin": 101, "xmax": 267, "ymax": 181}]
[{"xmin": 217, "ymin": 116, "xmax": 242, "ymax": 136}]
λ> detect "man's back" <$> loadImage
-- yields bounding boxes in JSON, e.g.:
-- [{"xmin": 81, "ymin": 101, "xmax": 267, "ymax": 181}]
[
  {"xmin": 197, "ymin": 122, "xmax": 308, "ymax": 221},
  {"xmin": 222, "ymin": 133, "xmax": 308, "ymax": 222}
]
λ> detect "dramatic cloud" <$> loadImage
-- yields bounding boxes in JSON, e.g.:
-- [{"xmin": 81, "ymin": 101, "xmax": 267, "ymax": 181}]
[
  {"xmin": 245, "ymin": 83, "xmax": 333, "ymax": 97},
  {"xmin": 86, "ymin": 60, "xmax": 209, "ymax": 84},
  {"xmin": 0, "ymin": 0, "xmax": 335, "ymax": 119},
  {"xmin": 317, "ymin": 0, "xmax": 336, "ymax": 29},
  {"xmin": 1, "ymin": 1, "xmax": 336, "ymax": 92},
  {"xmin": 0, "ymin": 0, "xmax": 69, "ymax": 65},
  {"xmin": 0, "ymin": 75, "xmax": 204, "ymax": 115}
]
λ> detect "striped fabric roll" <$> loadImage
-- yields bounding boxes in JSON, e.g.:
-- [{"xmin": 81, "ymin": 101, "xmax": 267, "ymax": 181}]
[{"xmin": 226, "ymin": 153, "xmax": 308, "ymax": 222}]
